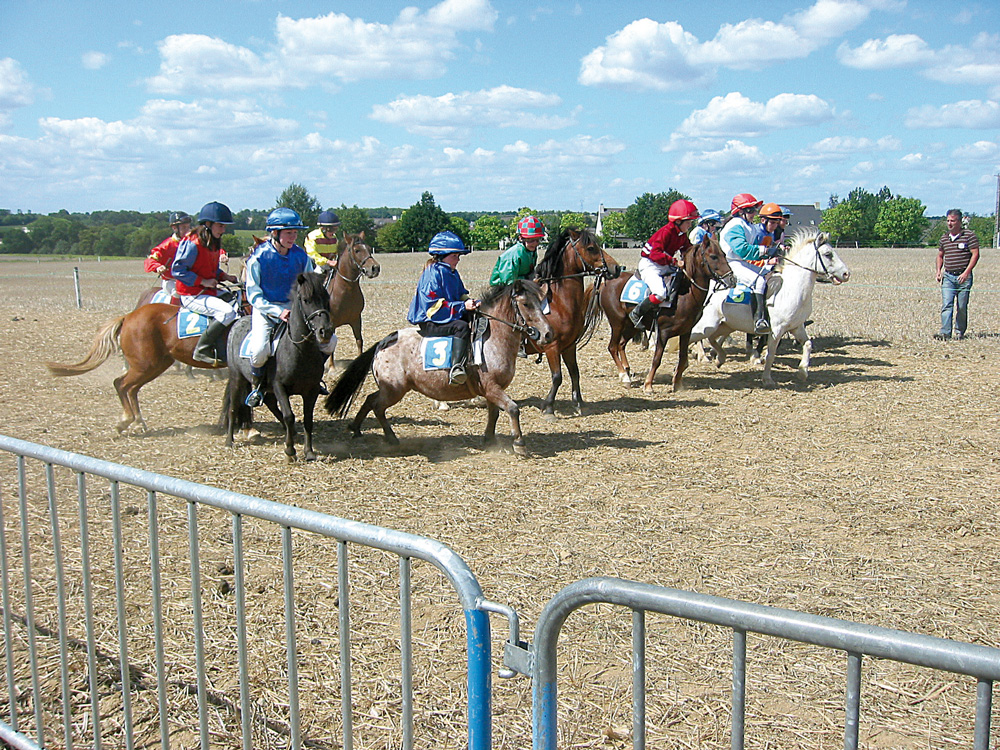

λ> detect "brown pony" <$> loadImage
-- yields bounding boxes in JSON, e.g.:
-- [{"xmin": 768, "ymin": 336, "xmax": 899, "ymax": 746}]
[
  {"xmin": 528, "ymin": 227, "xmax": 620, "ymax": 417},
  {"xmin": 323, "ymin": 232, "xmax": 380, "ymax": 364},
  {"xmin": 596, "ymin": 235, "xmax": 735, "ymax": 393},
  {"xmin": 46, "ymin": 300, "xmax": 237, "ymax": 433}
]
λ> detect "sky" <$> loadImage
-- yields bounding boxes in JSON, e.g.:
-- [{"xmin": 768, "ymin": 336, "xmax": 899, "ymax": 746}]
[{"xmin": 1, "ymin": 0, "xmax": 999, "ymax": 219}]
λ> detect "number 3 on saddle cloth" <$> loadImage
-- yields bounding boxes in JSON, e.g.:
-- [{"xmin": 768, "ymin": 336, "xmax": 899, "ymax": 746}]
[{"xmin": 420, "ymin": 317, "xmax": 490, "ymax": 371}]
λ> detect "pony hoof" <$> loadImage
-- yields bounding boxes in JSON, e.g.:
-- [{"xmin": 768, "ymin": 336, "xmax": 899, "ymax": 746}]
[
  {"xmin": 796, "ymin": 370, "xmax": 808, "ymax": 382},
  {"xmin": 512, "ymin": 441, "xmax": 528, "ymax": 457},
  {"xmin": 285, "ymin": 452, "xmax": 297, "ymax": 463},
  {"xmin": 436, "ymin": 400, "xmax": 450, "ymax": 411},
  {"xmin": 304, "ymin": 452, "xmax": 317, "ymax": 462},
  {"xmin": 541, "ymin": 411, "xmax": 558, "ymax": 423},
  {"xmin": 642, "ymin": 386, "xmax": 654, "ymax": 395}
]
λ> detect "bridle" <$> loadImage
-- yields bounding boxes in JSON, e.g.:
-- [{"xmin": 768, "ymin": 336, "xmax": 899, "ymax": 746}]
[
  {"xmin": 325, "ymin": 238, "xmax": 379, "ymax": 287},
  {"xmin": 288, "ymin": 303, "xmax": 332, "ymax": 345},
  {"xmin": 535, "ymin": 232, "xmax": 619, "ymax": 284},
  {"xmin": 779, "ymin": 236, "xmax": 837, "ymax": 282},
  {"xmin": 474, "ymin": 287, "xmax": 543, "ymax": 341},
  {"xmin": 684, "ymin": 241, "xmax": 735, "ymax": 292}
]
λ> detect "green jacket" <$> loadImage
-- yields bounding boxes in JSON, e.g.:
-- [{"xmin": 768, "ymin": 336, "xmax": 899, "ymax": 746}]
[{"xmin": 489, "ymin": 242, "xmax": 536, "ymax": 286}]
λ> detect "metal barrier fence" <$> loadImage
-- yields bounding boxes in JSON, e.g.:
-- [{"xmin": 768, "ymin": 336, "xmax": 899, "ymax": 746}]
[
  {"xmin": 0, "ymin": 434, "xmax": 515, "ymax": 750},
  {"xmin": 526, "ymin": 577, "xmax": 1000, "ymax": 750}
]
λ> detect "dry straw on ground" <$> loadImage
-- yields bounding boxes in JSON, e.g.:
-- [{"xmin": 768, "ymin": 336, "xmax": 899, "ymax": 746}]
[{"xmin": 1, "ymin": 244, "xmax": 998, "ymax": 748}]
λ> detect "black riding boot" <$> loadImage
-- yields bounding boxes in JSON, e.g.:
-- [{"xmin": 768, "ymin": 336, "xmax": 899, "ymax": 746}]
[
  {"xmin": 663, "ymin": 273, "xmax": 679, "ymax": 312},
  {"xmin": 245, "ymin": 366, "xmax": 267, "ymax": 408},
  {"xmin": 629, "ymin": 296, "xmax": 657, "ymax": 331},
  {"xmin": 449, "ymin": 336, "xmax": 469, "ymax": 385},
  {"xmin": 193, "ymin": 320, "xmax": 230, "ymax": 365},
  {"xmin": 751, "ymin": 293, "xmax": 771, "ymax": 334}
]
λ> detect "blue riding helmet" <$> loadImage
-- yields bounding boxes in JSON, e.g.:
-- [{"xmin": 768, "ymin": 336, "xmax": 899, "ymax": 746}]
[
  {"xmin": 698, "ymin": 209, "xmax": 722, "ymax": 225},
  {"xmin": 428, "ymin": 231, "xmax": 469, "ymax": 256},
  {"xmin": 781, "ymin": 206, "xmax": 793, "ymax": 217},
  {"xmin": 169, "ymin": 211, "xmax": 191, "ymax": 225},
  {"xmin": 197, "ymin": 202, "xmax": 234, "ymax": 225},
  {"xmin": 266, "ymin": 207, "xmax": 309, "ymax": 232},
  {"xmin": 317, "ymin": 210, "xmax": 341, "ymax": 226}
]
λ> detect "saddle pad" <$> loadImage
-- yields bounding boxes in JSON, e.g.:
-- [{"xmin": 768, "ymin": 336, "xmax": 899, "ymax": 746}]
[
  {"xmin": 176, "ymin": 310, "xmax": 211, "ymax": 339},
  {"xmin": 620, "ymin": 277, "xmax": 648, "ymax": 305},
  {"xmin": 421, "ymin": 336, "xmax": 456, "ymax": 371},
  {"xmin": 725, "ymin": 285, "xmax": 753, "ymax": 304},
  {"xmin": 151, "ymin": 289, "xmax": 173, "ymax": 304},
  {"xmin": 238, "ymin": 331, "xmax": 282, "ymax": 359}
]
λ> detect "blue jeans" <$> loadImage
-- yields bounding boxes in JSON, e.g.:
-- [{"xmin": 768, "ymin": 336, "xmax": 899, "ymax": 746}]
[{"xmin": 940, "ymin": 272, "xmax": 972, "ymax": 337}]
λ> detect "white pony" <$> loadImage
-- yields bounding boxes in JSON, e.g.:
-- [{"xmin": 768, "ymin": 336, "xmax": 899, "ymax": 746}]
[{"xmin": 689, "ymin": 229, "xmax": 849, "ymax": 387}]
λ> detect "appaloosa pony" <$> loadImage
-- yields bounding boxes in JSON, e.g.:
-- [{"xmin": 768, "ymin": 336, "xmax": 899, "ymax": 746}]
[
  {"xmin": 324, "ymin": 280, "xmax": 554, "ymax": 456},
  {"xmin": 597, "ymin": 235, "xmax": 735, "ymax": 393}
]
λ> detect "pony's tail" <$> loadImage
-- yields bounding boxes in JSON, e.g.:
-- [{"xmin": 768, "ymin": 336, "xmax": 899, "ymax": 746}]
[
  {"xmin": 575, "ymin": 285, "xmax": 604, "ymax": 350},
  {"xmin": 45, "ymin": 315, "xmax": 125, "ymax": 376},
  {"xmin": 324, "ymin": 341, "xmax": 379, "ymax": 418}
]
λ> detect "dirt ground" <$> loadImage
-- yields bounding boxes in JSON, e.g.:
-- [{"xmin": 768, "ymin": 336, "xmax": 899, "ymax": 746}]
[{"xmin": 1, "ymin": 244, "xmax": 999, "ymax": 749}]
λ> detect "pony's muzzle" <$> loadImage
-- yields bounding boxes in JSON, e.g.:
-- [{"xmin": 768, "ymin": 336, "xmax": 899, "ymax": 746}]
[
  {"xmin": 526, "ymin": 326, "xmax": 541, "ymax": 341},
  {"xmin": 366, "ymin": 263, "xmax": 381, "ymax": 279}
]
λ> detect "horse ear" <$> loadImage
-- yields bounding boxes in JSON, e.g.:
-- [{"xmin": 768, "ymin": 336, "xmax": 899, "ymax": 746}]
[{"xmin": 358, "ymin": 230, "xmax": 365, "ymax": 241}]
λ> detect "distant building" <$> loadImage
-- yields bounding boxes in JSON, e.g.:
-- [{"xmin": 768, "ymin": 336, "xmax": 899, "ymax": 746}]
[
  {"xmin": 780, "ymin": 203, "xmax": 824, "ymax": 233},
  {"xmin": 595, "ymin": 203, "xmax": 637, "ymax": 247}
]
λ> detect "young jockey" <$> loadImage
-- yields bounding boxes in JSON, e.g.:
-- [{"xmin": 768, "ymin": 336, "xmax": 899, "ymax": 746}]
[
  {"xmin": 689, "ymin": 208, "xmax": 722, "ymax": 245},
  {"xmin": 172, "ymin": 202, "xmax": 240, "ymax": 364},
  {"xmin": 490, "ymin": 215, "xmax": 545, "ymax": 286},
  {"xmin": 719, "ymin": 193, "xmax": 776, "ymax": 334},
  {"xmin": 144, "ymin": 211, "xmax": 191, "ymax": 301},
  {"xmin": 304, "ymin": 210, "xmax": 341, "ymax": 271},
  {"xmin": 407, "ymin": 231, "xmax": 479, "ymax": 385},
  {"xmin": 629, "ymin": 199, "xmax": 699, "ymax": 331},
  {"xmin": 243, "ymin": 208, "xmax": 320, "ymax": 407}
]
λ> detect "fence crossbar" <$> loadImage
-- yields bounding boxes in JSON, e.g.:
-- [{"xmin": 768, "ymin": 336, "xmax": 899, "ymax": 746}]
[{"xmin": 532, "ymin": 576, "xmax": 1000, "ymax": 750}]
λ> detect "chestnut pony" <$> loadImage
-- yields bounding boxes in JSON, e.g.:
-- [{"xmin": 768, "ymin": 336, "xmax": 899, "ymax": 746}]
[
  {"xmin": 595, "ymin": 235, "xmax": 735, "ymax": 393},
  {"xmin": 322, "ymin": 232, "xmax": 380, "ymax": 369}
]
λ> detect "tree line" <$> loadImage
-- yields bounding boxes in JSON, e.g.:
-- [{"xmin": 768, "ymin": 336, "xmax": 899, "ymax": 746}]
[{"xmin": 1, "ymin": 182, "xmax": 994, "ymax": 257}]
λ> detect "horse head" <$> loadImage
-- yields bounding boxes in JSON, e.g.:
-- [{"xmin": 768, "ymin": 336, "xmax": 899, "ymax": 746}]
[
  {"xmin": 787, "ymin": 229, "xmax": 850, "ymax": 284},
  {"xmin": 536, "ymin": 227, "xmax": 615, "ymax": 281},
  {"xmin": 689, "ymin": 235, "xmax": 735, "ymax": 289},
  {"xmin": 480, "ymin": 279, "xmax": 555, "ymax": 347},
  {"xmin": 293, "ymin": 272, "xmax": 334, "ymax": 345},
  {"xmin": 340, "ymin": 232, "xmax": 380, "ymax": 280}
]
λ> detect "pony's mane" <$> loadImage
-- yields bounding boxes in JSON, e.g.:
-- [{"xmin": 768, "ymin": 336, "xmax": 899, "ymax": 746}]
[
  {"xmin": 786, "ymin": 226, "xmax": 828, "ymax": 255},
  {"xmin": 296, "ymin": 269, "xmax": 328, "ymax": 305},
  {"xmin": 479, "ymin": 278, "xmax": 543, "ymax": 312},
  {"xmin": 535, "ymin": 227, "xmax": 597, "ymax": 280}
]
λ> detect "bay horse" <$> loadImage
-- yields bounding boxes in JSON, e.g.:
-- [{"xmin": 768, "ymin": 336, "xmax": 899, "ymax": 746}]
[
  {"xmin": 690, "ymin": 228, "xmax": 850, "ymax": 387},
  {"xmin": 45, "ymin": 291, "xmax": 243, "ymax": 433},
  {"xmin": 323, "ymin": 232, "xmax": 380, "ymax": 368},
  {"xmin": 529, "ymin": 227, "xmax": 620, "ymax": 417},
  {"xmin": 596, "ymin": 235, "xmax": 735, "ymax": 393},
  {"xmin": 221, "ymin": 272, "xmax": 334, "ymax": 461},
  {"xmin": 324, "ymin": 279, "xmax": 554, "ymax": 456}
]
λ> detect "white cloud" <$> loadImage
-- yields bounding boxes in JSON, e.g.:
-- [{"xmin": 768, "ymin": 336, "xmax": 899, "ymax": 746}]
[
  {"xmin": 951, "ymin": 140, "xmax": 1000, "ymax": 162},
  {"xmin": 675, "ymin": 140, "xmax": 767, "ymax": 175},
  {"xmin": 672, "ymin": 92, "xmax": 834, "ymax": 141},
  {"xmin": 370, "ymin": 86, "xmax": 573, "ymax": 138},
  {"xmin": 905, "ymin": 100, "xmax": 1000, "ymax": 129},
  {"xmin": 579, "ymin": 0, "xmax": 869, "ymax": 91},
  {"xmin": 836, "ymin": 34, "xmax": 932, "ymax": 68},
  {"xmin": 900, "ymin": 152, "xmax": 925, "ymax": 166},
  {"xmin": 0, "ymin": 58, "xmax": 35, "ymax": 125},
  {"xmin": 148, "ymin": 0, "xmax": 498, "ymax": 95},
  {"xmin": 82, "ymin": 52, "xmax": 109, "ymax": 70}
]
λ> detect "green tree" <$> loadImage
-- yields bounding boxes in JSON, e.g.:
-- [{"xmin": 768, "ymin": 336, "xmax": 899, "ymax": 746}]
[
  {"xmin": 448, "ymin": 216, "xmax": 470, "ymax": 246},
  {"xmin": 397, "ymin": 192, "xmax": 451, "ymax": 252},
  {"xmin": 967, "ymin": 215, "xmax": 996, "ymax": 248},
  {"xmin": 376, "ymin": 220, "xmax": 406, "ymax": 252},
  {"xmin": 337, "ymin": 205, "xmax": 376, "ymax": 239},
  {"xmin": 624, "ymin": 190, "xmax": 690, "ymax": 244},
  {"xmin": 469, "ymin": 215, "xmax": 507, "ymax": 251},
  {"xmin": 819, "ymin": 202, "xmax": 865, "ymax": 244},
  {"xmin": 559, "ymin": 212, "xmax": 588, "ymax": 233},
  {"xmin": 874, "ymin": 196, "xmax": 927, "ymax": 247},
  {"xmin": 598, "ymin": 211, "xmax": 628, "ymax": 248},
  {"xmin": 274, "ymin": 183, "xmax": 322, "ymax": 228},
  {"xmin": 0, "ymin": 227, "xmax": 34, "ymax": 254}
]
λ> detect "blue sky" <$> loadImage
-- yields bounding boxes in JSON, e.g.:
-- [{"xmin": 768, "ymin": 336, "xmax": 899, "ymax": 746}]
[{"xmin": 2, "ymin": 0, "xmax": 998, "ymax": 218}]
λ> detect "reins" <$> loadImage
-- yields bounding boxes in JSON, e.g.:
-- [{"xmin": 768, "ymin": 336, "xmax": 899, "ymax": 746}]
[
  {"xmin": 288, "ymin": 305, "xmax": 330, "ymax": 345},
  {"xmin": 474, "ymin": 290, "xmax": 543, "ymax": 341},
  {"xmin": 776, "ymin": 237, "xmax": 834, "ymax": 281}
]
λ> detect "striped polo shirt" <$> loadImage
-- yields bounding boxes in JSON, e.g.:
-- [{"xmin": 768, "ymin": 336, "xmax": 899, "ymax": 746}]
[{"xmin": 939, "ymin": 229, "xmax": 979, "ymax": 275}]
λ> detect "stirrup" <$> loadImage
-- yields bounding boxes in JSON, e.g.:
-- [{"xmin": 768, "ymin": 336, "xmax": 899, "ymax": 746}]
[
  {"xmin": 245, "ymin": 386, "xmax": 265, "ymax": 408},
  {"xmin": 629, "ymin": 307, "xmax": 647, "ymax": 331},
  {"xmin": 317, "ymin": 381, "xmax": 329, "ymax": 396},
  {"xmin": 754, "ymin": 319, "xmax": 771, "ymax": 334},
  {"xmin": 448, "ymin": 365, "xmax": 467, "ymax": 385}
]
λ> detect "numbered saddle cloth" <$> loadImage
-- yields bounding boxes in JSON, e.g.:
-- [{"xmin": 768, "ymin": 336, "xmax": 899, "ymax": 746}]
[
  {"xmin": 421, "ymin": 336, "xmax": 459, "ymax": 371},
  {"xmin": 619, "ymin": 276, "xmax": 649, "ymax": 306},
  {"xmin": 176, "ymin": 310, "xmax": 211, "ymax": 339},
  {"xmin": 725, "ymin": 285, "xmax": 753, "ymax": 305}
]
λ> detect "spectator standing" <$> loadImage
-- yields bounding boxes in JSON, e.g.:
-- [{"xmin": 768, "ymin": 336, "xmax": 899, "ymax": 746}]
[{"xmin": 935, "ymin": 209, "xmax": 980, "ymax": 340}]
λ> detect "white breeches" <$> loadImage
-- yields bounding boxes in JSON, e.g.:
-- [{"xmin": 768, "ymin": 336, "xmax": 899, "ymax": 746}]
[
  {"xmin": 160, "ymin": 278, "xmax": 177, "ymax": 296},
  {"xmin": 728, "ymin": 258, "xmax": 769, "ymax": 294},
  {"xmin": 637, "ymin": 257, "xmax": 677, "ymax": 301},
  {"xmin": 247, "ymin": 308, "xmax": 281, "ymax": 367},
  {"xmin": 181, "ymin": 294, "xmax": 238, "ymax": 325}
]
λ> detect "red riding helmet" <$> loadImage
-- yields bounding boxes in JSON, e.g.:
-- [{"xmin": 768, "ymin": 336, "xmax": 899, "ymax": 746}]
[
  {"xmin": 517, "ymin": 215, "xmax": 545, "ymax": 239},
  {"xmin": 668, "ymin": 199, "xmax": 699, "ymax": 222},
  {"xmin": 731, "ymin": 193, "xmax": 762, "ymax": 214}
]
